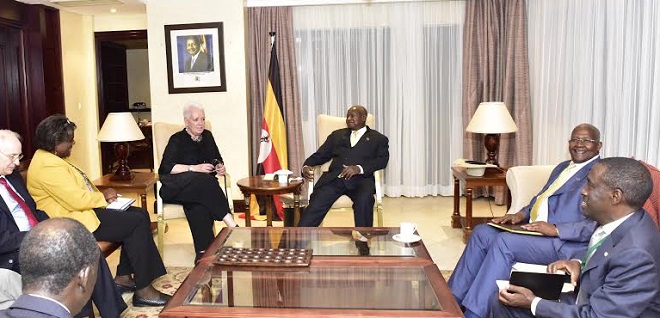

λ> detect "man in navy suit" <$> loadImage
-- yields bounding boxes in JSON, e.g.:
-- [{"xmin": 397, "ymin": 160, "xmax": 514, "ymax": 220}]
[
  {"xmin": 493, "ymin": 157, "xmax": 660, "ymax": 317},
  {"xmin": 183, "ymin": 36, "xmax": 213, "ymax": 73},
  {"xmin": 298, "ymin": 105, "xmax": 389, "ymax": 227},
  {"xmin": 449, "ymin": 124, "xmax": 601, "ymax": 318},
  {"xmin": 0, "ymin": 130, "xmax": 126, "ymax": 317},
  {"xmin": 0, "ymin": 218, "xmax": 100, "ymax": 318}
]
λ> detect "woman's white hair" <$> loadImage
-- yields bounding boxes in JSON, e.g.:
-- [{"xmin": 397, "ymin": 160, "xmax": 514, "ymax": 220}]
[{"xmin": 183, "ymin": 102, "xmax": 205, "ymax": 118}]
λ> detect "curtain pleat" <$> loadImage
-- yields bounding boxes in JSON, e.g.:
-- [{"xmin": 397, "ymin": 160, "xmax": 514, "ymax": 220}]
[
  {"xmin": 462, "ymin": 0, "xmax": 533, "ymax": 204},
  {"xmin": 247, "ymin": 7, "xmax": 304, "ymax": 175}
]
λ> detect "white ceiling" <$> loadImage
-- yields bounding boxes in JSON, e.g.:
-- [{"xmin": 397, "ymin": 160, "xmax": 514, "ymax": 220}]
[{"xmin": 17, "ymin": 0, "xmax": 146, "ymax": 16}]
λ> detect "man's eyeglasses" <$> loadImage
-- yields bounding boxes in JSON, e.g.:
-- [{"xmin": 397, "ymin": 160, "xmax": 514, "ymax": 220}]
[
  {"xmin": 568, "ymin": 138, "xmax": 598, "ymax": 145},
  {"xmin": 0, "ymin": 150, "xmax": 23, "ymax": 162}
]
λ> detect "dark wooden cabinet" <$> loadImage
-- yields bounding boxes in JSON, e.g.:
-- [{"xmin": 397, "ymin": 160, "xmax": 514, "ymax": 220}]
[
  {"xmin": 0, "ymin": 1, "xmax": 64, "ymax": 158},
  {"xmin": 128, "ymin": 124, "xmax": 154, "ymax": 170}
]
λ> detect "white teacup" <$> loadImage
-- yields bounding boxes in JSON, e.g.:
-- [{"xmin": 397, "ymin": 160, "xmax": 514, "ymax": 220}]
[
  {"xmin": 399, "ymin": 222, "xmax": 417, "ymax": 237},
  {"xmin": 275, "ymin": 170, "xmax": 293, "ymax": 185}
]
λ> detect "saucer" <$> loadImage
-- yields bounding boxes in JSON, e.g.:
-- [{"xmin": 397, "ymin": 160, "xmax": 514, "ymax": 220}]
[{"xmin": 392, "ymin": 234, "xmax": 421, "ymax": 243}]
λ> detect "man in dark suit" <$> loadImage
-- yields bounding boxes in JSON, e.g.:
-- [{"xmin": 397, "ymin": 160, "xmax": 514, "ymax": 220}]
[
  {"xmin": 0, "ymin": 218, "xmax": 100, "ymax": 318},
  {"xmin": 449, "ymin": 124, "xmax": 601, "ymax": 318},
  {"xmin": 298, "ymin": 105, "xmax": 389, "ymax": 227},
  {"xmin": 183, "ymin": 36, "xmax": 213, "ymax": 73},
  {"xmin": 0, "ymin": 130, "xmax": 126, "ymax": 317},
  {"xmin": 493, "ymin": 157, "xmax": 660, "ymax": 317}
]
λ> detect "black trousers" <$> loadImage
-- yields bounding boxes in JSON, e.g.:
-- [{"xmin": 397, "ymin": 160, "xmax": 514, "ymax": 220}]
[
  {"xmin": 162, "ymin": 173, "xmax": 231, "ymax": 258},
  {"xmin": 76, "ymin": 255, "xmax": 127, "ymax": 318},
  {"xmin": 92, "ymin": 207, "xmax": 166, "ymax": 290},
  {"xmin": 297, "ymin": 176, "xmax": 375, "ymax": 227}
]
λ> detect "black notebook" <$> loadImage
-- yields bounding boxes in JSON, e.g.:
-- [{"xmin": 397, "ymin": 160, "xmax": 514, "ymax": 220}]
[{"xmin": 509, "ymin": 271, "xmax": 569, "ymax": 300}]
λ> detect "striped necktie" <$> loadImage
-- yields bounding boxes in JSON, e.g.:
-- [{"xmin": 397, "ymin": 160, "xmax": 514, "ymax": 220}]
[
  {"xmin": 581, "ymin": 228, "xmax": 608, "ymax": 270},
  {"xmin": 529, "ymin": 163, "xmax": 576, "ymax": 222},
  {"xmin": 0, "ymin": 178, "xmax": 38, "ymax": 227}
]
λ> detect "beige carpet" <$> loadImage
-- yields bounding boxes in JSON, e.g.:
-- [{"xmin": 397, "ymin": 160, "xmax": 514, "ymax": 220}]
[{"xmin": 118, "ymin": 268, "xmax": 454, "ymax": 317}]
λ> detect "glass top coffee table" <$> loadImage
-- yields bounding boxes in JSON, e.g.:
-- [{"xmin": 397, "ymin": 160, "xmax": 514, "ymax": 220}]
[{"xmin": 159, "ymin": 227, "xmax": 462, "ymax": 317}]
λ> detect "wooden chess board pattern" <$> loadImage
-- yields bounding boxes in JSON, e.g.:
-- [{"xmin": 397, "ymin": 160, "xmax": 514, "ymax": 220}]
[{"xmin": 214, "ymin": 247, "xmax": 312, "ymax": 267}]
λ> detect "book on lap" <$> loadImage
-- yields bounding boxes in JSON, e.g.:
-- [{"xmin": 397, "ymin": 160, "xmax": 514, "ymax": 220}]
[
  {"xmin": 509, "ymin": 271, "xmax": 569, "ymax": 300},
  {"xmin": 487, "ymin": 222, "xmax": 544, "ymax": 236},
  {"xmin": 106, "ymin": 197, "xmax": 135, "ymax": 211}
]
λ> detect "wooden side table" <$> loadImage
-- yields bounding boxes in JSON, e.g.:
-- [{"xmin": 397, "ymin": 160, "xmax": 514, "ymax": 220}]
[
  {"xmin": 236, "ymin": 176, "xmax": 304, "ymax": 227},
  {"xmin": 451, "ymin": 166, "xmax": 510, "ymax": 243},
  {"xmin": 93, "ymin": 172, "xmax": 157, "ymax": 213}
]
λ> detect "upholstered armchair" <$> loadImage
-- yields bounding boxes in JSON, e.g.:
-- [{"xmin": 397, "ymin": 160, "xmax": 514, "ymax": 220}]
[{"xmin": 505, "ymin": 165, "xmax": 556, "ymax": 215}]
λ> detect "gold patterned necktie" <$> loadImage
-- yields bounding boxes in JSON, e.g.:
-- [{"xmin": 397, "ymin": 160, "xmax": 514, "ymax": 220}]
[
  {"xmin": 529, "ymin": 163, "xmax": 576, "ymax": 222},
  {"xmin": 350, "ymin": 131, "xmax": 359, "ymax": 147}
]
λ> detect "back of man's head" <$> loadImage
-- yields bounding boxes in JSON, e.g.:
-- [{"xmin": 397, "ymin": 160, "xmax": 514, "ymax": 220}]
[
  {"xmin": 598, "ymin": 157, "xmax": 653, "ymax": 210},
  {"xmin": 20, "ymin": 218, "xmax": 99, "ymax": 296}
]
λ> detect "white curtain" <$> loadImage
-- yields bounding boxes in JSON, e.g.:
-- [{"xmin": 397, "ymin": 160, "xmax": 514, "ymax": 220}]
[
  {"xmin": 293, "ymin": 1, "xmax": 465, "ymax": 197},
  {"xmin": 527, "ymin": 0, "xmax": 660, "ymax": 167}
]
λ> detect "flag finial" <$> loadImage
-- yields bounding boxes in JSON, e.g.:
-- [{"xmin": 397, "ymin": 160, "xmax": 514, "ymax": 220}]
[{"xmin": 269, "ymin": 32, "xmax": 276, "ymax": 48}]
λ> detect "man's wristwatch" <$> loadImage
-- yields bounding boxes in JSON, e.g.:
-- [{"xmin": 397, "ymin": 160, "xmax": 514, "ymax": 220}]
[{"xmin": 188, "ymin": 165, "xmax": 193, "ymax": 172}]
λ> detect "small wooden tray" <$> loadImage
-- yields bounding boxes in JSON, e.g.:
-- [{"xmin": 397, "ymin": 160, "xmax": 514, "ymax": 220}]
[{"xmin": 214, "ymin": 247, "xmax": 312, "ymax": 267}]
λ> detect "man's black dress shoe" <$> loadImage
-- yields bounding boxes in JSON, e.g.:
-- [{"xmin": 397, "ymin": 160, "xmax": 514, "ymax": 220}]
[
  {"xmin": 132, "ymin": 292, "xmax": 172, "ymax": 307},
  {"xmin": 115, "ymin": 282, "xmax": 137, "ymax": 294}
]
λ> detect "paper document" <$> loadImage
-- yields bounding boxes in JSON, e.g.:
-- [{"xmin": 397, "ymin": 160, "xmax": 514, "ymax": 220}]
[
  {"xmin": 106, "ymin": 197, "xmax": 135, "ymax": 211},
  {"xmin": 487, "ymin": 223, "xmax": 544, "ymax": 236}
]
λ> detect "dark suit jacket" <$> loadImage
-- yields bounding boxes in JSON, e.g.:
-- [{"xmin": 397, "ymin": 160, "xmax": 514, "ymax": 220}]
[
  {"xmin": 303, "ymin": 126, "xmax": 389, "ymax": 189},
  {"xmin": 537, "ymin": 210, "xmax": 660, "ymax": 318},
  {"xmin": 0, "ymin": 171, "xmax": 127, "ymax": 318},
  {"xmin": 184, "ymin": 51, "xmax": 213, "ymax": 72},
  {"xmin": 0, "ymin": 294, "xmax": 72, "ymax": 318},
  {"xmin": 0, "ymin": 172, "xmax": 48, "ymax": 271}
]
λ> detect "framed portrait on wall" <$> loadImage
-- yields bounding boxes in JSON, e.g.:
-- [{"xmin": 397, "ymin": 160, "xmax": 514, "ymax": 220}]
[{"xmin": 164, "ymin": 22, "xmax": 227, "ymax": 94}]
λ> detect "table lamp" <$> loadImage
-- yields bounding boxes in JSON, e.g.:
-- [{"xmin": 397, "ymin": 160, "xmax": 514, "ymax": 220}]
[
  {"xmin": 98, "ymin": 112, "xmax": 145, "ymax": 181},
  {"xmin": 465, "ymin": 102, "xmax": 518, "ymax": 166}
]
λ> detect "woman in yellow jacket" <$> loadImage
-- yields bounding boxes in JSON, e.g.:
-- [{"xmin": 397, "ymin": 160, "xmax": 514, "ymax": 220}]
[{"xmin": 27, "ymin": 114, "xmax": 170, "ymax": 307}]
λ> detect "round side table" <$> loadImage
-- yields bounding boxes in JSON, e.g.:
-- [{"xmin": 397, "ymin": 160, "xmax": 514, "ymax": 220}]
[{"xmin": 236, "ymin": 176, "xmax": 304, "ymax": 227}]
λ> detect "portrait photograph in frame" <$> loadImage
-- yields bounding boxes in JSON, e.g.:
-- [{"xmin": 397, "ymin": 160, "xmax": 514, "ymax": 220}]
[{"xmin": 164, "ymin": 22, "xmax": 227, "ymax": 94}]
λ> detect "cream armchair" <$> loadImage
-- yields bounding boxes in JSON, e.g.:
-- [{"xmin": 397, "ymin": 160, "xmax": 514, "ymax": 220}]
[
  {"xmin": 152, "ymin": 121, "xmax": 233, "ymax": 255},
  {"xmin": 505, "ymin": 165, "xmax": 556, "ymax": 215},
  {"xmin": 307, "ymin": 114, "xmax": 384, "ymax": 226}
]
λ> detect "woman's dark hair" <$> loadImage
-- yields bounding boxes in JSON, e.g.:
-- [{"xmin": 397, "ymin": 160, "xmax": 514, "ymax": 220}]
[{"xmin": 34, "ymin": 114, "xmax": 77, "ymax": 152}]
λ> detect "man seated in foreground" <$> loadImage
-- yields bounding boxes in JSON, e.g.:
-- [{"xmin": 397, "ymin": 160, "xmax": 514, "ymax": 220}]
[
  {"xmin": 298, "ymin": 105, "xmax": 389, "ymax": 227},
  {"xmin": 493, "ymin": 157, "xmax": 660, "ymax": 317},
  {"xmin": 0, "ymin": 130, "xmax": 126, "ymax": 317},
  {"xmin": 0, "ymin": 218, "xmax": 100, "ymax": 318},
  {"xmin": 448, "ymin": 124, "xmax": 601, "ymax": 318}
]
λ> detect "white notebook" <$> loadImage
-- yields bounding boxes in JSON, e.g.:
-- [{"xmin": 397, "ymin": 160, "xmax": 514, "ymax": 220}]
[{"xmin": 106, "ymin": 197, "xmax": 135, "ymax": 211}]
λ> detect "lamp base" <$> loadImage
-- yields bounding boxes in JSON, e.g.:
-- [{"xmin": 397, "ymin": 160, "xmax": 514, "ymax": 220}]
[
  {"xmin": 110, "ymin": 142, "xmax": 135, "ymax": 181},
  {"xmin": 483, "ymin": 133, "xmax": 501, "ymax": 166},
  {"xmin": 110, "ymin": 170, "xmax": 134, "ymax": 181}
]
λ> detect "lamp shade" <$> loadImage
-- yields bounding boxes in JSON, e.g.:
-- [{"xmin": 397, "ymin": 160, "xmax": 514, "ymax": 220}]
[
  {"xmin": 98, "ymin": 113, "xmax": 145, "ymax": 142},
  {"xmin": 465, "ymin": 102, "xmax": 518, "ymax": 134}
]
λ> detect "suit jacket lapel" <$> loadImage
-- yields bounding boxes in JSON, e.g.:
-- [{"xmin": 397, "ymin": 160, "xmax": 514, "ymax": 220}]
[
  {"xmin": 554, "ymin": 158, "xmax": 599, "ymax": 196},
  {"xmin": 351, "ymin": 126, "xmax": 372, "ymax": 148},
  {"xmin": 0, "ymin": 175, "xmax": 21, "ymax": 231},
  {"xmin": 582, "ymin": 210, "xmax": 643, "ymax": 274}
]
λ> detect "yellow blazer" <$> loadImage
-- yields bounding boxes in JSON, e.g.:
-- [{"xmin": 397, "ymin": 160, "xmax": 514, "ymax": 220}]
[{"xmin": 27, "ymin": 149, "xmax": 106, "ymax": 232}]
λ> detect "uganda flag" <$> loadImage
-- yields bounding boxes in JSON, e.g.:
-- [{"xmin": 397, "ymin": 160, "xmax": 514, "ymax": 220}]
[{"xmin": 250, "ymin": 38, "xmax": 288, "ymax": 220}]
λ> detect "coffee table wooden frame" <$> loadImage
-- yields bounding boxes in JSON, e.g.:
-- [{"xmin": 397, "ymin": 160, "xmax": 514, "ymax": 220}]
[{"xmin": 159, "ymin": 227, "xmax": 464, "ymax": 318}]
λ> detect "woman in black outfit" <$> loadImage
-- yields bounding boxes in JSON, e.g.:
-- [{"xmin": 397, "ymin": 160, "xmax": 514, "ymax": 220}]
[{"xmin": 158, "ymin": 103, "xmax": 237, "ymax": 262}]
